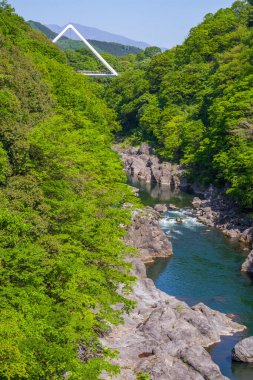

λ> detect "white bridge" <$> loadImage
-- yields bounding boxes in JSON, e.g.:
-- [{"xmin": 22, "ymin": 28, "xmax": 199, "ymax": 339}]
[{"xmin": 52, "ymin": 24, "xmax": 118, "ymax": 77}]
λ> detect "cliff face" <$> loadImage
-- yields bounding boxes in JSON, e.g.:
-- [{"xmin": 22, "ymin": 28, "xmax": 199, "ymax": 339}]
[{"xmin": 115, "ymin": 144, "xmax": 187, "ymax": 190}]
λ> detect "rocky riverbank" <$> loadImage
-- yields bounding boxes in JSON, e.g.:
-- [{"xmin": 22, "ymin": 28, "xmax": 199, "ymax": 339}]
[
  {"xmin": 101, "ymin": 206, "xmax": 245, "ymax": 380},
  {"xmin": 115, "ymin": 144, "xmax": 253, "ymax": 273},
  {"xmin": 191, "ymin": 194, "xmax": 253, "ymax": 243},
  {"xmin": 191, "ymin": 195, "xmax": 253, "ymax": 272},
  {"xmin": 124, "ymin": 207, "xmax": 173, "ymax": 264}
]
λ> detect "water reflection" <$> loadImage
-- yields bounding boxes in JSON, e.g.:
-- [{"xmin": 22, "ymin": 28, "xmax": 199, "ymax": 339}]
[
  {"xmin": 232, "ymin": 362, "xmax": 253, "ymax": 380},
  {"xmin": 146, "ymin": 258, "xmax": 171, "ymax": 282},
  {"xmin": 128, "ymin": 175, "xmax": 193, "ymax": 208},
  {"xmin": 130, "ymin": 175, "xmax": 178, "ymax": 200}
]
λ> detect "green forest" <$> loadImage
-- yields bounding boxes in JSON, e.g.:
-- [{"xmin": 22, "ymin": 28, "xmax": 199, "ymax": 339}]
[
  {"xmin": 0, "ymin": 1, "xmax": 137, "ymax": 379},
  {"xmin": 107, "ymin": 0, "xmax": 253, "ymax": 209},
  {"xmin": 1, "ymin": 0, "xmax": 253, "ymax": 379}
]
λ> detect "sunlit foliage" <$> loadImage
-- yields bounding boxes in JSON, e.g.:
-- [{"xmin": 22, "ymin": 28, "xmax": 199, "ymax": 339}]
[
  {"xmin": 0, "ymin": 2, "xmax": 136, "ymax": 379},
  {"xmin": 107, "ymin": 1, "xmax": 253, "ymax": 208}
]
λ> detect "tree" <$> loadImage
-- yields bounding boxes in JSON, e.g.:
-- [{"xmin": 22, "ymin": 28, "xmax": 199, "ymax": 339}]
[
  {"xmin": 106, "ymin": 0, "xmax": 253, "ymax": 208},
  {"xmin": 0, "ymin": 0, "xmax": 14, "ymax": 12},
  {"xmin": 0, "ymin": 5, "xmax": 136, "ymax": 378},
  {"xmin": 144, "ymin": 46, "xmax": 162, "ymax": 58}
]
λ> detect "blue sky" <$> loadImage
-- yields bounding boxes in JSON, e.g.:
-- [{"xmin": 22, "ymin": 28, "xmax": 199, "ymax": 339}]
[{"xmin": 9, "ymin": 0, "xmax": 235, "ymax": 47}]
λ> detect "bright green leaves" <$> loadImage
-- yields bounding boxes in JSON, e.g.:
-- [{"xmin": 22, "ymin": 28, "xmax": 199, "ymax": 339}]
[
  {"xmin": 0, "ymin": 209, "xmax": 32, "ymax": 248},
  {"xmin": 0, "ymin": 142, "xmax": 11, "ymax": 183},
  {"xmin": 0, "ymin": 4, "xmax": 135, "ymax": 379},
  {"xmin": 107, "ymin": 1, "xmax": 253, "ymax": 208},
  {"xmin": 0, "ymin": 1, "xmax": 14, "ymax": 13},
  {"xmin": 181, "ymin": 7, "xmax": 242, "ymax": 64},
  {"xmin": 0, "ymin": 90, "xmax": 20, "ymax": 121},
  {"xmin": 214, "ymin": 141, "xmax": 253, "ymax": 207},
  {"xmin": 0, "ymin": 310, "xmax": 28, "ymax": 380}
]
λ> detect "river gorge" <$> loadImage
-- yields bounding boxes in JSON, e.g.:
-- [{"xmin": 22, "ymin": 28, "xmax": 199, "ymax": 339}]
[{"xmin": 131, "ymin": 177, "xmax": 253, "ymax": 380}]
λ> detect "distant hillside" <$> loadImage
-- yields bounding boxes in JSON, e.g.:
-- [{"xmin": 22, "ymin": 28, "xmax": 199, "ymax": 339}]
[
  {"xmin": 28, "ymin": 20, "xmax": 58, "ymax": 40},
  {"xmin": 47, "ymin": 22, "xmax": 150, "ymax": 50},
  {"xmin": 28, "ymin": 21, "xmax": 142, "ymax": 56},
  {"xmin": 58, "ymin": 38, "xmax": 141, "ymax": 56}
]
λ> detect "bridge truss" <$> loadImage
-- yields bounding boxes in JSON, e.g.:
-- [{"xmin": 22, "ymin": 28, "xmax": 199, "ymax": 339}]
[{"xmin": 52, "ymin": 24, "xmax": 118, "ymax": 77}]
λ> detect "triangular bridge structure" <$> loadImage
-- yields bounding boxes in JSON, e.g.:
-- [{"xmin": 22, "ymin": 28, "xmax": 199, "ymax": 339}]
[{"xmin": 52, "ymin": 24, "xmax": 118, "ymax": 77}]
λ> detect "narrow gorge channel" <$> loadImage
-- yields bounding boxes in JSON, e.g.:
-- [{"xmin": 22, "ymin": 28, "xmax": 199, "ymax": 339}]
[{"xmin": 129, "ymin": 178, "xmax": 253, "ymax": 380}]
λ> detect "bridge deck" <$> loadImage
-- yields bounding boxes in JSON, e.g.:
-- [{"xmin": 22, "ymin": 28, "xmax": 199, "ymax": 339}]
[{"xmin": 79, "ymin": 71, "xmax": 117, "ymax": 77}]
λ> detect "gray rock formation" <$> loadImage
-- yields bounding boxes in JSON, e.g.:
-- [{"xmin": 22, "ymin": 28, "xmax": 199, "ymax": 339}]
[
  {"xmin": 115, "ymin": 145, "xmax": 253, "ymax": 246},
  {"xmin": 241, "ymin": 250, "xmax": 253, "ymax": 273},
  {"xmin": 192, "ymin": 195, "xmax": 253, "ymax": 244},
  {"xmin": 101, "ymin": 207, "xmax": 245, "ymax": 380},
  {"xmin": 101, "ymin": 259, "xmax": 244, "ymax": 380},
  {"xmin": 125, "ymin": 207, "xmax": 172, "ymax": 264},
  {"xmin": 232, "ymin": 336, "xmax": 253, "ymax": 363},
  {"xmin": 240, "ymin": 227, "xmax": 253, "ymax": 244},
  {"xmin": 154, "ymin": 204, "xmax": 168, "ymax": 213},
  {"xmin": 115, "ymin": 144, "xmax": 187, "ymax": 190}
]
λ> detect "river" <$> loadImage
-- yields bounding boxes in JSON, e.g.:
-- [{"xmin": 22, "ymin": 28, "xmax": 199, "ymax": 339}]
[{"xmin": 129, "ymin": 177, "xmax": 253, "ymax": 380}]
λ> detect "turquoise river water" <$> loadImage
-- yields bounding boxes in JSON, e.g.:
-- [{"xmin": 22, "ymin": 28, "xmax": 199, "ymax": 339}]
[{"xmin": 129, "ymin": 178, "xmax": 253, "ymax": 380}]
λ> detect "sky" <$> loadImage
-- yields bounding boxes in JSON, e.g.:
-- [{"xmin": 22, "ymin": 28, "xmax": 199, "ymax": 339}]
[{"xmin": 9, "ymin": 0, "xmax": 235, "ymax": 48}]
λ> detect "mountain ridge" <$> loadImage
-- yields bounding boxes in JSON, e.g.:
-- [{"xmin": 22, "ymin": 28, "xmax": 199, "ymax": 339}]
[
  {"xmin": 28, "ymin": 20, "xmax": 142, "ymax": 56},
  {"xmin": 47, "ymin": 22, "xmax": 151, "ymax": 50}
]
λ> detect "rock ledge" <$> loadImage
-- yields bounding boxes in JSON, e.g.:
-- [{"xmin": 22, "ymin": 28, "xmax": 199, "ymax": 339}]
[{"xmin": 101, "ymin": 207, "xmax": 245, "ymax": 380}]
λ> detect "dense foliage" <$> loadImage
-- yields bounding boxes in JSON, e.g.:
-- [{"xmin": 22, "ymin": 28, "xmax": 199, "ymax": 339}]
[
  {"xmin": 0, "ymin": 2, "xmax": 137, "ymax": 379},
  {"xmin": 64, "ymin": 47, "xmax": 136, "ymax": 74},
  {"xmin": 28, "ymin": 20, "xmax": 163, "ymax": 75},
  {"xmin": 107, "ymin": 0, "xmax": 253, "ymax": 208},
  {"xmin": 28, "ymin": 20, "xmax": 146, "ymax": 74}
]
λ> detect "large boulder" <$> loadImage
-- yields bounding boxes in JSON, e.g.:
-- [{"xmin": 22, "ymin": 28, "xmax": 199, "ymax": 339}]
[
  {"xmin": 223, "ymin": 229, "xmax": 241, "ymax": 239},
  {"xmin": 154, "ymin": 204, "xmax": 168, "ymax": 213},
  {"xmin": 241, "ymin": 250, "xmax": 253, "ymax": 273},
  {"xmin": 192, "ymin": 197, "xmax": 202, "ymax": 208},
  {"xmin": 240, "ymin": 227, "xmax": 253, "ymax": 244},
  {"xmin": 232, "ymin": 336, "xmax": 253, "ymax": 363},
  {"xmin": 129, "ymin": 156, "xmax": 152, "ymax": 183},
  {"xmin": 125, "ymin": 207, "xmax": 173, "ymax": 263}
]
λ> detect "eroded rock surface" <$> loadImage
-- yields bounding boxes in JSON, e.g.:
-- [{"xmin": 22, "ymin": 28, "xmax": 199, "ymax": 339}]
[
  {"xmin": 241, "ymin": 250, "xmax": 253, "ymax": 273},
  {"xmin": 101, "ymin": 207, "xmax": 245, "ymax": 380},
  {"xmin": 115, "ymin": 144, "xmax": 253, "ymax": 247},
  {"xmin": 192, "ymin": 194, "xmax": 253, "ymax": 245},
  {"xmin": 154, "ymin": 204, "xmax": 168, "ymax": 213},
  {"xmin": 125, "ymin": 207, "xmax": 172, "ymax": 264},
  {"xmin": 232, "ymin": 336, "xmax": 253, "ymax": 363},
  {"xmin": 115, "ymin": 144, "xmax": 187, "ymax": 190},
  {"xmin": 115, "ymin": 144, "xmax": 253, "ymax": 248}
]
